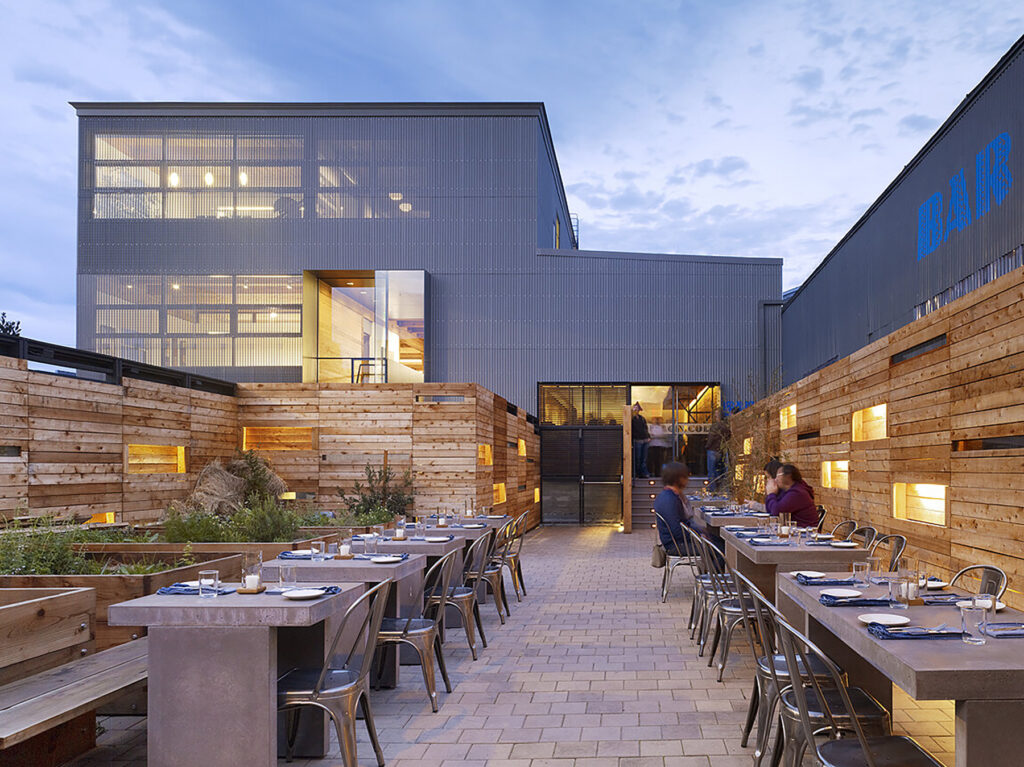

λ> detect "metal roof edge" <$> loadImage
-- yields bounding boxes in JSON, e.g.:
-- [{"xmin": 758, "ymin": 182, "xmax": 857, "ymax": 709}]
[
  {"xmin": 782, "ymin": 32, "xmax": 1024, "ymax": 312},
  {"xmin": 537, "ymin": 248, "xmax": 783, "ymax": 266},
  {"xmin": 69, "ymin": 101, "xmax": 549, "ymax": 118}
]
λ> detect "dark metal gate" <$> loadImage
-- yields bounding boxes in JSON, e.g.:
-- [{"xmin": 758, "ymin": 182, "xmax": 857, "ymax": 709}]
[{"xmin": 539, "ymin": 426, "xmax": 622, "ymax": 524}]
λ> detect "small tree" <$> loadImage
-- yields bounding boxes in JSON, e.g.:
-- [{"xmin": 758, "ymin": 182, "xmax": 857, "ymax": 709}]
[{"xmin": 0, "ymin": 313, "xmax": 20, "ymax": 336}]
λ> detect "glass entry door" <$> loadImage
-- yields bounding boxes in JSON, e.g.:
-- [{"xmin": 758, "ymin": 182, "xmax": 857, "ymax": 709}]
[{"xmin": 629, "ymin": 384, "xmax": 720, "ymax": 477}]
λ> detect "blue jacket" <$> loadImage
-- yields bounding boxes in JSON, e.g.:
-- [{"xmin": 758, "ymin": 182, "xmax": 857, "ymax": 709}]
[{"xmin": 654, "ymin": 488, "xmax": 701, "ymax": 555}]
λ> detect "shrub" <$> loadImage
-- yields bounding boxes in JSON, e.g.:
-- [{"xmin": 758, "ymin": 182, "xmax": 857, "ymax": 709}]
[
  {"xmin": 343, "ymin": 464, "xmax": 414, "ymax": 525},
  {"xmin": 163, "ymin": 503, "xmax": 232, "ymax": 543},
  {"xmin": 228, "ymin": 492, "xmax": 300, "ymax": 542}
]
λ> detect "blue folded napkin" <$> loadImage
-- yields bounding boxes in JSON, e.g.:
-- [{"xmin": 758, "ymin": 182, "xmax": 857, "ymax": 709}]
[
  {"xmin": 868, "ymin": 623, "xmax": 963, "ymax": 640},
  {"xmin": 734, "ymin": 530, "xmax": 761, "ymax": 538},
  {"xmin": 796, "ymin": 574, "xmax": 857, "ymax": 586},
  {"xmin": 157, "ymin": 583, "xmax": 237, "ymax": 596},
  {"xmin": 981, "ymin": 622, "xmax": 1024, "ymax": 638},
  {"xmin": 279, "ymin": 550, "xmax": 312, "ymax": 560},
  {"xmin": 820, "ymin": 595, "xmax": 895, "ymax": 607},
  {"xmin": 922, "ymin": 593, "xmax": 966, "ymax": 605},
  {"xmin": 353, "ymin": 552, "xmax": 410, "ymax": 561}
]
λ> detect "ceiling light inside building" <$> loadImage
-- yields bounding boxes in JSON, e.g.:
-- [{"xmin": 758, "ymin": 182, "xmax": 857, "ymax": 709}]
[
  {"xmin": 168, "ymin": 172, "xmax": 179, "ymax": 187},
  {"xmin": 238, "ymin": 171, "xmax": 248, "ymax": 186},
  {"xmin": 269, "ymin": 311, "xmax": 278, "ymax": 319},
  {"xmin": 171, "ymin": 283, "xmax": 180, "ymax": 290},
  {"xmin": 399, "ymin": 202, "xmax": 412, "ymax": 212},
  {"xmin": 389, "ymin": 192, "xmax": 403, "ymax": 201},
  {"xmin": 204, "ymin": 172, "xmax": 214, "ymax": 186},
  {"xmin": 346, "ymin": 282, "xmax": 354, "ymax": 286}
]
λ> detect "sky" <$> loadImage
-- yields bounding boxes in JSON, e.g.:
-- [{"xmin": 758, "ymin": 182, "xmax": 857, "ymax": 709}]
[{"xmin": 0, "ymin": 0, "xmax": 1021, "ymax": 346}]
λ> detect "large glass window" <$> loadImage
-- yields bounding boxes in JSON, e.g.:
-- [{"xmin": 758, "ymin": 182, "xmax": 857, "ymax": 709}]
[
  {"xmin": 95, "ymin": 166, "xmax": 160, "ymax": 188},
  {"xmin": 93, "ymin": 192, "xmax": 162, "ymax": 219},
  {"xmin": 95, "ymin": 134, "xmax": 162, "ymax": 161}
]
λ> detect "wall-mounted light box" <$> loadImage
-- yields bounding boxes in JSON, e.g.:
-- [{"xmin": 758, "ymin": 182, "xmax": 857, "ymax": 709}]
[
  {"xmin": 821, "ymin": 460, "xmax": 849, "ymax": 490},
  {"xmin": 242, "ymin": 426, "xmax": 314, "ymax": 451},
  {"xmin": 779, "ymin": 404, "xmax": 797, "ymax": 430},
  {"xmin": 493, "ymin": 482, "xmax": 507, "ymax": 504},
  {"xmin": 853, "ymin": 404, "xmax": 887, "ymax": 441},
  {"xmin": 743, "ymin": 437, "xmax": 752, "ymax": 455},
  {"xmin": 893, "ymin": 482, "xmax": 947, "ymax": 526},
  {"xmin": 126, "ymin": 444, "xmax": 186, "ymax": 474},
  {"xmin": 477, "ymin": 444, "xmax": 493, "ymax": 466},
  {"xmin": 518, "ymin": 438, "xmax": 527, "ymax": 457}
]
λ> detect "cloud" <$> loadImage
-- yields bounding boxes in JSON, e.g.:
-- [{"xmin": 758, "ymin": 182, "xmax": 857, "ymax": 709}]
[
  {"xmin": 791, "ymin": 66, "xmax": 825, "ymax": 93},
  {"xmin": 898, "ymin": 113, "xmax": 939, "ymax": 134},
  {"xmin": 686, "ymin": 156, "xmax": 751, "ymax": 179}
]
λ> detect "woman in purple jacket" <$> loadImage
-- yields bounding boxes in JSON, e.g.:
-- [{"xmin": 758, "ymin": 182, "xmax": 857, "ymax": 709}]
[{"xmin": 765, "ymin": 463, "xmax": 819, "ymax": 528}]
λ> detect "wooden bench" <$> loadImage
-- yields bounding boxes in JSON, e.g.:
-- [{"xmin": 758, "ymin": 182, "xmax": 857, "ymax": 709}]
[{"xmin": 0, "ymin": 637, "xmax": 147, "ymax": 767}]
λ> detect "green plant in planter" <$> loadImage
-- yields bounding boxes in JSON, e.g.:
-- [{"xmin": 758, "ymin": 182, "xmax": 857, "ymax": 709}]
[
  {"xmin": 228, "ymin": 492, "xmax": 300, "ymax": 542},
  {"xmin": 163, "ymin": 504, "xmax": 232, "ymax": 543},
  {"xmin": 343, "ymin": 464, "xmax": 414, "ymax": 526}
]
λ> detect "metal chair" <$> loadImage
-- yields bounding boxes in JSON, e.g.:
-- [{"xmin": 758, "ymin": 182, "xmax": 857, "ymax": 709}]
[
  {"xmin": 868, "ymin": 533, "xmax": 906, "ymax": 572},
  {"xmin": 951, "ymin": 564, "xmax": 1008, "ymax": 598},
  {"xmin": 467, "ymin": 520, "xmax": 513, "ymax": 623},
  {"xmin": 699, "ymin": 536, "xmax": 752, "ymax": 681},
  {"xmin": 733, "ymin": 571, "xmax": 841, "ymax": 767},
  {"xmin": 816, "ymin": 504, "xmax": 828, "ymax": 532},
  {"xmin": 375, "ymin": 549, "xmax": 458, "ymax": 712},
  {"xmin": 653, "ymin": 511, "xmax": 698, "ymax": 602},
  {"xmin": 830, "ymin": 520, "xmax": 856, "ymax": 539},
  {"xmin": 429, "ymin": 529, "xmax": 494, "ymax": 660},
  {"xmin": 776, "ymin": 613, "xmax": 942, "ymax": 767},
  {"xmin": 278, "ymin": 579, "xmax": 392, "ymax": 767},
  {"xmin": 503, "ymin": 512, "xmax": 529, "ymax": 601},
  {"xmin": 846, "ymin": 525, "xmax": 877, "ymax": 549},
  {"xmin": 680, "ymin": 524, "xmax": 725, "ymax": 644}
]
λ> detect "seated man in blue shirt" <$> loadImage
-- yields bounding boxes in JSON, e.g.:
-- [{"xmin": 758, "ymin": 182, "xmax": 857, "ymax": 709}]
[{"xmin": 653, "ymin": 462, "xmax": 713, "ymax": 556}]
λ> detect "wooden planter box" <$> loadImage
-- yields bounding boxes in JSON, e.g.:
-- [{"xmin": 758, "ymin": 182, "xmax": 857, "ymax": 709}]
[
  {"xmin": 298, "ymin": 525, "xmax": 371, "ymax": 538},
  {"xmin": 0, "ymin": 587, "xmax": 96, "ymax": 686},
  {"xmin": 0, "ymin": 553, "xmax": 240, "ymax": 651},
  {"xmin": 80, "ymin": 536, "xmax": 336, "ymax": 563}
]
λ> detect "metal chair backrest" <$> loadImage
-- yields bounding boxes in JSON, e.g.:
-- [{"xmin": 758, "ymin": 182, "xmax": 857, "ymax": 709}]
[
  {"xmin": 951, "ymin": 564, "xmax": 1008, "ymax": 598},
  {"xmin": 847, "ymin": 525, "xmax": 877, "ymax": 548},
  {"xmin": 408, "ymin": 549, "xmax": 459, "ymax": 636},
  {"xmin": 508, "ymin": 512, "xmax": 529, "ymax": 557},
  {"xmin": 490, "ymin": 519, "xmax": 514, "ymax": 565},
  {"xmin": 678, "ymin": 524, "xmax": 707, "ymax": 581},
  {"xmin": 869, "ymin": 533, "xmax": 907, "ymax": 571},
  {"xmin": 697, "ymin": 535, "xmax": 736, "ymax": 601},
  {"xmin": 732, "ymin": 570, "xmax": 786, "ymax": 692},
  {"xmin": 464, "ymin": 528, "xmax": 495, "ymax": 583},
  {"xmin": 774, "ymin": 613, "xmax": 882, "ymax": 767},
  {"xmin": 653, "ymin": 511, "xmax": 689, "ymax": 558},
  {"xmin": 816, "ymin": 505, "xmax": 827, "ymax": 532},
  {"xmin": 318, "ymin": 579, "xmax": 393, "ymax": 694},
  {"xmin": 831, "ymin": 519, "xmax": 856, "ymax": 539}
]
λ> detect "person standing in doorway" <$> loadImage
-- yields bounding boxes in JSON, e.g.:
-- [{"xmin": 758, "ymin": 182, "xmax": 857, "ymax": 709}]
[{"xmin": 631, "ymin": 402, "xmax": 651, "ymax": 478}]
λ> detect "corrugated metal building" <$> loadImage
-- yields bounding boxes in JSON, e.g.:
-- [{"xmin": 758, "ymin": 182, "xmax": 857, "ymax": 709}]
[
  {"xmin": 73, "ymin": 102, "xmax": 782, "ymax": 416},
  {"xmin": 782, "ymin": 35, "xmax": 1024, "ymax": 383}
]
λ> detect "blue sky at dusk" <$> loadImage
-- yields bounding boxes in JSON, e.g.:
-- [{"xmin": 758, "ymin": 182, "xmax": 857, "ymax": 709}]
[{"xmin": 0, "ymin": 1, "xmax": 1021, "ymax": 344}]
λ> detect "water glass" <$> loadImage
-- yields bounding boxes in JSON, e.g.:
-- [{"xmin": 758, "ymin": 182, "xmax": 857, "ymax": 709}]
[
  {"xmin": 414, "ymin": 519, "xmax": 426, "ymax": 538},
  {"xmin": 279, "ymin": 564, "xmax": 297, "ymax": 588},
  {"xmin": 961, "ymin": 601, "xmax": 988, "ymax": 645},
  {"xmin": 240, "ymin": 551, "xmax": 262, "ymax": 586},
  {"xmin": 437, "ymin": 508, "xmax": 448, "ymax": 527},
  {"xmin": 327, "ymin": 542, "xmax": 338, "ymax": 556},
  {"xmin": 311, "ymin": 540, "xmax": 325, "ymax": 562},
  {"xmin": 866, "ymin": 556, "xmax": 882, "ymax": 579},
  {"xmin": 888, "ymin": 575, "xmax": 910, "ymax": 609},
  {"xmin": 364, "ymin": 533, "xmax": 378, "ymax": 556},
  {"xmin": 852, "ymin": 561, "xmax": 870, "ymax": 589},
  {"xmin": 198, "ymin": 569, "xmax": 220, "ymax": 599}
]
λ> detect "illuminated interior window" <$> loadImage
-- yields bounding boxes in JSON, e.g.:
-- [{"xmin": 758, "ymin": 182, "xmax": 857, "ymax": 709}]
[
  {"xmin": 478, "ymin": 444, "xmax": 493, "ymax": 466},
  {"xmin": 893, "ymin": 483, "xmax": 947, "ymax": 526},
  {"xmin": 126, "ymin": 444, "xmax": 186, "ymax": 474},
  {"xmin": 821, "ymin": 460, "xmax": 849, "ymax": 490},
  {"xmin": 242, "ymin": 426, "xmax": 314, "ymax": 452},
  {"xmin": 518, "ymin": 439, "xmax": 527, "ymax": 457},
  {"xmin": 743, "ymin": 437, "xmax": 752, "ymax": 455},
  {"xmin": 493, "ymin": 483, "xmax": 507, "ymax": 505},
  {"xmin": 852, "ymin": 404, "xmax": 887, "ymax": 441},
  {"xmin": 779, "ymin": 404, "xmax": 797, "ymax": 430}
]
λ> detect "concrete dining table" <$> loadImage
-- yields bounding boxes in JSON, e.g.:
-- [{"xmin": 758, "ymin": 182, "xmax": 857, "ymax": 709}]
[
  {"xmin": 108, "ymin": 583, "xmax": 365, "ymax": 767},
  {"xmin": 261, "ymin": 553, "xmax": 427, "ymax": 687},
  {"xmin": 722, "ymin": 528, "xmax": 868, "ymax": 599},
  {"xmin": 699, "ymin": 509, "xmax": 768, "ymax": 532},
  {"xmin": 777, "ymin": 571, "xmax": 1024, "ymax": 767}
]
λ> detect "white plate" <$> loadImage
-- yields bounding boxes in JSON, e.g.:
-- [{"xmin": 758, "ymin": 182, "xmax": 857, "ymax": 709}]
[
  {"xmin": 486, "ymin": 515, "xmax": 506, "ymax": 519},
  {"xmin": 830, "ymin": 541, "xmax": 858, "ymax": 548},
  {"xmin": 751, "ymin": 537, "xmax": 775, "ymax": 544},
  {"xmin": 812, "ymin": 533, "xmax": 834, "ymax": 540},
  {"xmin": 462, "ymin": 523, "xmax": 486, "ymax": 529},
  {"xmin": 956, "ymin": 599, "xmax": 1006, "ymax": 612},
  {"xmin": 790, "ymin": 570, "xmax": 826, "ymax": 579},
  {"xmin": 424, "ymin": 536, "xmax": 450, "ymax": 543},
  {"xmin": 283, "ymin": 588, "xmax": 328, "ymax": 600},
  {"xmin": 752, "ymin": 512, "xmax": 770, "ymax": 517},
  {"xmin": 858, "ymin": 613, "xmax": 911, "ymax": 626},
  {"xmin": 370, "ymin": 556, "xmax": 403, "ymax": 564},
  {"xmin": 290, "ymin": 549, "xmax": 314, "ymax": 556},
  {"xmin": 821, "ymin": 588, "xmax": 862, "ymax": 598},
  {"xmin": 923, "ymin": 580, "xmax": 949, "ymax": 589}
]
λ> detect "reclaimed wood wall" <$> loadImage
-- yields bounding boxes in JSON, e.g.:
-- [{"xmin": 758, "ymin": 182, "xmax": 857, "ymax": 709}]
[
  {"xmin": 235, "ymin": 382, "xmax": 540, "ymax": 528},
  {"xmin": 0, "ymin": 361, "xmax": 539, "ymax": 527},
  {"xmin": 730, "ymin": 266, "xmax": 1024, "ymax": 606}
]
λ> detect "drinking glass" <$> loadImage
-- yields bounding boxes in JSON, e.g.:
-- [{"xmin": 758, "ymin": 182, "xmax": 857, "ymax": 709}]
[
  {"xmin": 394, "ymin": 517, "xmax": 407, "ymax": 539},
  {"xmin": 852, "ymin": 562, "xmax": 870, "ymax": 589},
  {"xmin": 437, "ymin": 507, "xmax": 448, "ymax": 527},
  {"xmin": 327, "ymin": 542, "xmax": 338, "ymax": 556},
  {"xmin": 961, "ymin": 601, "xmax": 988, "ymax": 645},
  {"xmin": 364, "ymin": 532, "xmax": 378, "ymax": 556},
  {"xmin": 414, "ymin": 518, "xmax": 426, "ymax": 538},
  {"xmin": 310, "ymin": 540, "xmax": 325, "ymax": 562},
  {"xmin": 888, "ymin": 574, "xmax": 910, "ymax": 609},
  {"xmin": 240, "ymin": 551, "xmax": 262, "ymax": 586},
  {"xmin": 279, "ymin": 564, "xmax": 297, "ymax": 588},
  {"xmin": 198, "ymin": 570, "xmax": 220, "ymax": 599},
  {"xmin": 866, "ymin": 556, "xmax": 882, "ymax": 581}
]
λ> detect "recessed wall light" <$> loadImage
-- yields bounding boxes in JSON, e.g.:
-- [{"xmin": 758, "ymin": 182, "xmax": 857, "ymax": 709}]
[
  {"xmin": 389, "ymin": 192, "xmax": 403, "ymax": 201},
  {"xmin": 238, "ymin": 171, "xmax": 248, "ymax": 186},
  {"xmin": 399, "ymin": 202, "xmax": 412, "ymax": 212},
  {"xmin": 204, "ymin": 172, "xmax": 214, "ymax": 186},
  {"xmin": 346, "ymin": 282, "xmax": 354, "ymax": 286},
  {"xmin": 168, "ymin": 172, "xmax": 179, "ymax": 187}
]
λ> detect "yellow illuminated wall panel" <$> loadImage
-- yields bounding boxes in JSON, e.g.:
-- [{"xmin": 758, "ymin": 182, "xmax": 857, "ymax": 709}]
[
  {"xmin": 478, "ymin": 444, "xmax": 493, "ymax": 466},
  {"xmin": 743, "ymin": 437, "xmax": 752, "ymax": 455},
  {"xmin": 780, "ymin": 404, "xmax": 797, "ymax": 430},
  {"xmin": 126, "ymin": 444, "xmax": 186, "ymax": 474},
  {"xmin": 821, "ymin": 460, "xmax": 849, "ymax": 490},
  {"xmin": 893, "ymin": 483, "xmax": 947, "ymax": 526},
  {"xmin": 493, "ymin": 482, "xmax": 507, "ymax": 505},
  {"xmin": 853, "ymin": 404, "xmax": 887, "ymax": 441},
  {"xmin": 242, "ymin": 426, "xmax": 314, "ymax": 451}
]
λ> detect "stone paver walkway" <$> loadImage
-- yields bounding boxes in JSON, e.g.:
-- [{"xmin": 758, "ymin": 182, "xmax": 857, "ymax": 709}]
[{"xmin": 69, "ymin": 525, "xmax": 953, "ymax": 766}]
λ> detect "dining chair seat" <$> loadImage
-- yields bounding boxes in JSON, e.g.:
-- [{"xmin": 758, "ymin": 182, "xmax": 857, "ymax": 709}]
[
  {"xmin": 714, "ymin": 597, "xmax": 746, "ymax": 615},
  {"xmin": 278, "ymin": 668, "xmax": 360, "ymax": 702},
  {"xmin": 758, "ymin": 652, "xmax": 831, "ymax": 677},
  {"xmin": 780, "ymin": 686, "xmax": 888, "ymax": 722},
  {"xmin": 817, "ymin": 735, "xmax": 944, "ymax": 767},
  {"xmin": 379, "ymin": 616, "xmax": 435, "ymax": 635}
]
